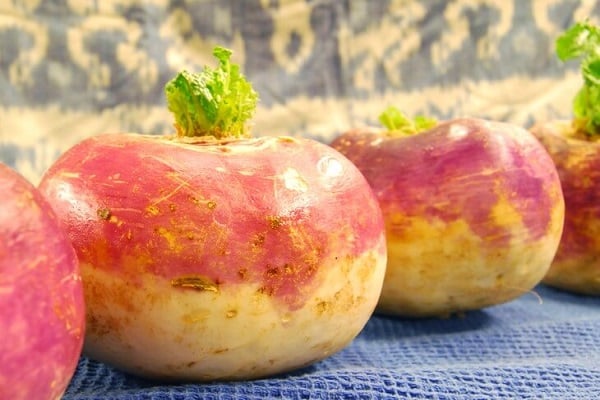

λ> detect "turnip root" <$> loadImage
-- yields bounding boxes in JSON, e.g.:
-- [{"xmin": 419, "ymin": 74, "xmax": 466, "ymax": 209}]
[
  {"xmin": 331, "ymin": 109, "xmax": 564, "ymax": 317},
  {"xmin": 531, "ymin": 122, "xmax": 600, "ymax": 294},
  {"xmin": 529, "ymin": 21, "xmax": 600, "ymax": 295},
  {"xmin": 0, "ymin": 163, "xmax": 85, "ymax": 399},
  {"xmin": 38, "ymin": 47, "xmax": 386, "ymax": 381}
]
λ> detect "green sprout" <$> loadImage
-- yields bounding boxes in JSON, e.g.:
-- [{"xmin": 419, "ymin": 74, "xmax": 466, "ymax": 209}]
[
  {"xmin": 556, "ymin": 20, "xmax": 600, "ymax": 136},
  {"xmin": 165, "ymin": 46, "xmax": 259, "ymax": 138},
  {"xmin": 378, "ymin": 106, "xmax": 437, "ymax": 136}
]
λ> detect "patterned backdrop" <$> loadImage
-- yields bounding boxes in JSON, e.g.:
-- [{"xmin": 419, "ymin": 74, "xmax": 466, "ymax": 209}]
[{"xmin": 0, "ymin": 0, "xmax": 598, "ymax": 184}]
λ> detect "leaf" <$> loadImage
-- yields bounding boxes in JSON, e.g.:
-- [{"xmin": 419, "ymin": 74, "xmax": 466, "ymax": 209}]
[
  {"xmin": 378, "ymin": 106, "xmax": 436, "ymax": 136},
  {"xmin": 379, "ymin": 106, "xmax": 410, "ymax": 131},
  {"xmin": 164, "ymin": 46, "xmax": 259, "ymax": 138},
  {"xmin": 556, "ymin": 22, "xmax": 588, "ymax": 61},
  {"xmin": 556, "ymin": 21, "xmax": 600, "ymax": 135},
  {"xmin": 413, "ymin": 115, "xmax": 438, "ymax": 132}
]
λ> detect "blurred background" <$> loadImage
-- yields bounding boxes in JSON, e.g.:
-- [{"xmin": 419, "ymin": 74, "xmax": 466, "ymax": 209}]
[{"xmin": 0, "ymin": 0, "xmax": 598, "ymax": 184}]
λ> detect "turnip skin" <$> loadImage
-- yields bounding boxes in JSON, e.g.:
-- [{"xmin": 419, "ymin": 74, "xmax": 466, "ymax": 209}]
[
  {"xmin": 531, "ymin": 120, "xmax": 600, "ymax": 295},
  {"xmin": 38, "ymin": 133, "xmax": 386, "ymax": 381},
  {"xmin": 0, "ymin": 164, "xmax": 85, "ymax": 400},
  {"xmin": 331, "ymin": 118, "xmax": 565, "ymax": 317}
]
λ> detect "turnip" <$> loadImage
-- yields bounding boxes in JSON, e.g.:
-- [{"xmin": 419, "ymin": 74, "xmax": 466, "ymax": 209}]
[
  {"xmin": 530, "ymin": 21, "xmax": 600, "ymax": 295},
  {"xmin": 331, "ymin": 108, "xmax": 565, "ymax": 317},
  {"xmin": 0, "ymin": 163, "xmax": 85, "ymax": 399},
  {"xmin": 38, "ymin": 47, "xmax": 387, "ymax": 381}
]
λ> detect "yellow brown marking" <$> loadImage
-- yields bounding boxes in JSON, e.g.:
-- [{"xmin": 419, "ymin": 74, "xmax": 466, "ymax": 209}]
[
  {"xmin": 171, "ymin": 275, "xmax": 219, "ymax": 292},
  {"xmin": 267, "ymin": 215, "xmax": 283, "ymax": 229},
  {"xmin": 97, "ymin": 208, "xmax": 111, "ymax": 220}
]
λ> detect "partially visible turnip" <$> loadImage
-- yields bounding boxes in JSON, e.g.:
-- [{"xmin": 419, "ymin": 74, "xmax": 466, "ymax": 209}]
[
  {"xmin": 38, "ymin": 47, "xmax": 387, "ymax": 381},
  {"xmin": 331, "ymin": 108, "xmax": 565, "ymax": 317},
  {"xmin": 0, "ymin": 163, "xmax": 85, "ymax": 400},
  {"xmin": 530, "ymin": 21, "xmax": 600, "ymax": 295}
]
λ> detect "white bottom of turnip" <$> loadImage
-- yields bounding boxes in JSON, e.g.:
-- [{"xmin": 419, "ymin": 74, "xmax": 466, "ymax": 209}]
[
  {"xmin": 377, "ymin": 210, "xmax": 562, "ymax": 317},
  {"xmin": 81, "ymin": 242, "xmax": 386, "ymax": 381}
]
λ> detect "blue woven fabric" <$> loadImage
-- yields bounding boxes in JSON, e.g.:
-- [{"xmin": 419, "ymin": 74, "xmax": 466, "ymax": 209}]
[
  {"xmin": 1, "ymin": 2, "xmax": 598, "ymax": 398},
  {"xmin": 64, "ymin": 285, "xmax": 600, "ymax": 399}
]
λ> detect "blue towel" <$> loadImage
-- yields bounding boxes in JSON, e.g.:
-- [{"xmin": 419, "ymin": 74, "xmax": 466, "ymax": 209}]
[{"xmin": 64, "ymin": 285, "xmax": 600, "ymax": 399}]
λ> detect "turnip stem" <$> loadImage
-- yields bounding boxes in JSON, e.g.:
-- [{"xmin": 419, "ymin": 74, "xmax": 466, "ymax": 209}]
[{"xmin": 165, "ymin": 46, "xmax": 259, "ymax": 139}]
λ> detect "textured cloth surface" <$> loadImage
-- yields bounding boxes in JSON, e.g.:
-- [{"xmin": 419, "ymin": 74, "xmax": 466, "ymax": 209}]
[
  {"xmin": 64, "ymin": 285, "xmax": 600, "ymax": 399},
  {"xmin": 2, "ymin": 1, "xmax": 600, "ymax": 184},
  {"xmin": 1, "ymin": 2, "xmax": 599, "ymax": 399}
]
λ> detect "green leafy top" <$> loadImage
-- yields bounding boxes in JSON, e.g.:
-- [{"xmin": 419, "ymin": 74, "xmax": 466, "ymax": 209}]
[
  {"xmin": 556, "ymin": 20, "xmax": 600, "ymax": 136},
  {"xmin": 164, "ymin": 46, "xmax": 259, "ymax": 139},
  {"xmin": 378, "ymin": 106, "xmax": 437, "ymax": 136}
]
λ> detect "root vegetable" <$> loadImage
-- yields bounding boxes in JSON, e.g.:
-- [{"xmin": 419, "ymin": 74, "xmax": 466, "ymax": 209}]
[
  {"xmin": 38, "ymin": 47, "xmax": 386, "ymax": 381},
  {"xmin": 530, "ymin": 21, "xmax": 600, "ymax": 295},
  {"xmin": 331, "ymin": 108, "xmax": 564, "ymax": 317},
  {"xmin": 0, "ymin": 163, "xmax": 84, "ymax": 399}
]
